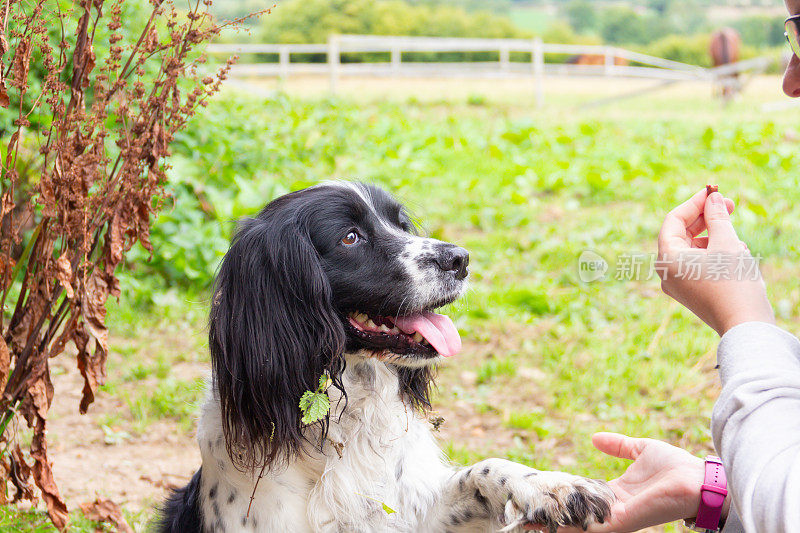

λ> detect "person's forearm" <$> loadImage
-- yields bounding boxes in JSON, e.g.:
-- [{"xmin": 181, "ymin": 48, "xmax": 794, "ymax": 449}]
[{"xmin": 712, "ymin": 321, "xmax": 800, "ymax": 533}]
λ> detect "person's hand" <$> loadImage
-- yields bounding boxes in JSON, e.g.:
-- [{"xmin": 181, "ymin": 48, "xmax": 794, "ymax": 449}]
[
  {"xmin": 528, "ymin": 433, "xmax": 729, "ymax": 533},
  {"xmin": 581, "ymin": 433, "xmax": 727, "ymax": 533},
  {"xmin": 657, "ymin": 187, "xmax": 774, "ymax": 336}
]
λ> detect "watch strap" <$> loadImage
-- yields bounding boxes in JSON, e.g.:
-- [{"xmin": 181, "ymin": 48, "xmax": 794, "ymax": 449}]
[{"xmin": 695, "ymin": 455, "xmax": 727, "ymax": 530}]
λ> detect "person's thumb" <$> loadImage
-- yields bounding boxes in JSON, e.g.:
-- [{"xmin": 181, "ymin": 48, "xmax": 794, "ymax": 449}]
[
  {"xmin": 592, "ymin": 433, "xmax": 645, "ymax": 461},
  {"xmin": 704, "ymin": 192, "xmax": 739, "ymax": 249}
]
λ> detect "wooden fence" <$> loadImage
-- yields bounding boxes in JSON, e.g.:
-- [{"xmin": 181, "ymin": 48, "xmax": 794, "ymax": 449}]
[{"xmin": 207, "ymin": 35, "xmax": 773, "ymax": 106}]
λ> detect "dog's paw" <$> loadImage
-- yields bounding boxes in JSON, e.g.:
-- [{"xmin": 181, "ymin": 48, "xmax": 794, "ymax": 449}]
[
  {"xmin": 464, "ymin": 459, "xmax": 614, "ymax": 533},
  {"xmin": 499, "ymin": 471, "xmax": 613, "ymax": 533}
]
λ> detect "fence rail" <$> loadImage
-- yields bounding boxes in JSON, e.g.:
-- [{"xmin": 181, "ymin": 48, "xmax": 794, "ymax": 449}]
[{"xmin": 207, "ymin": 34, "xmax": 773, "ymax": 106}]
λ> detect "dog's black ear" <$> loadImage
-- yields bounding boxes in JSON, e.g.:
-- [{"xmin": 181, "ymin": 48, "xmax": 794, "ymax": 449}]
[{"xmin": 209, "ymin": 210, "xmax": 345, "ymax": 471}]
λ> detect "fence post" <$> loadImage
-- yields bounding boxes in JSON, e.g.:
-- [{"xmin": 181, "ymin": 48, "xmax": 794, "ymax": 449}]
[
  {"xmin": 329, "ymin": 34, "xmax": 340, "ymax": 94},
  {"xmin": 391, "ymin": 44, "xmax": 401, "ymax": 75},
  {"xmin": 279, "ymin": 45, "xmax": 290, "ymax": 80},
  {"xmin": 604, "ymin": 46, "xmax": 614, "ymax": 76},
  {"xmin": 499, "ymin": 45, "xmax": 510, "ymax": 72},
  {"xmin": 532, "ymin": 37, "xmax": 544, "ymax": 108}
]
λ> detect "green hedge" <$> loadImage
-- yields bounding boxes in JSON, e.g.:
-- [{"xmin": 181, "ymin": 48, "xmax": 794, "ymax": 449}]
[{"xmin": 256, "ymin": 0, "xmax": 529, "ymax": 44}]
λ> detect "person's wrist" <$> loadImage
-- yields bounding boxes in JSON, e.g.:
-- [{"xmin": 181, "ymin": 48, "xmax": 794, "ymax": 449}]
[
  {"xmin": 682, "ymin": 455, "xmax": 706, "ymax": 517},
  {"xmin": 721, "ymin": 493, "xmax": 731, "ymax": 523},
  {"xmin": 717, "ymin": 305, "xmax": 775, "ymax": 337}
]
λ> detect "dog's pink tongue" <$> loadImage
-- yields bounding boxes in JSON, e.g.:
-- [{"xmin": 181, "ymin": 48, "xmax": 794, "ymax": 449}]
[{"xmin": 393, "ymin": 312, "xmax": 461, "ymax": 357}]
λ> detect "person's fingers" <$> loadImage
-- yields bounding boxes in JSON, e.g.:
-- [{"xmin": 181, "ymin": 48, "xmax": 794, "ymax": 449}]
[
  {"xmin": 584, "ymin": 501, "xmax": 631, "ymax": 533},
  {"xmin": 691, "ymin": 236, "xmax": 709, "ymax": 248},
  {"xmin": 658, "ymin": 189, "xmax": 709, "ymax": 249},
  {"xmin": 670, "ymin": 188, "xmax": 710, "ymax": 226},
  {"xmin": 704, "ymin": 192, "xmax": 740, "ymax": 249},
  {"xmin": 591, "ymin": 433, "xmax": 647, "ymax": 461},
  {"xmin": 684, "ymin": 198, "xmax": 735, "ymax": 237},
  {"xmin": 586, "ymin": 493, "xmax": 656, "ymax": 533}
]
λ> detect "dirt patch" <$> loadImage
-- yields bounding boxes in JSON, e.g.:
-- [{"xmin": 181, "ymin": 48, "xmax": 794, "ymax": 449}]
[{"xmin": 47, "ymin": 355, "xmax": 201, "ymax": 518}]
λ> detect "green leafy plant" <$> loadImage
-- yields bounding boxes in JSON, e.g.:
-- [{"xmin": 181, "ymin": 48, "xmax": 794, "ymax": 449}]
[{"xmin": 299, "ymin": 374, "xmax": 332, "ymax": 425}]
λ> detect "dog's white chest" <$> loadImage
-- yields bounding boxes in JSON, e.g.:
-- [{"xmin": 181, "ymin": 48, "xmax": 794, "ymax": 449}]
[{"xmin": 195, "ymin": 358, "xmax": 450, "ymax": 533}]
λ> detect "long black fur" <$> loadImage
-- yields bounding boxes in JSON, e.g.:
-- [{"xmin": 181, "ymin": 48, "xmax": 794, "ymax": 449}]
[
  {"xmin": 209, "ymin": 190, "xmax": 347, "ymax": 472},
  {"xmin": 154, "ymin": 468, "xmax": 204, "ymax": 533}
]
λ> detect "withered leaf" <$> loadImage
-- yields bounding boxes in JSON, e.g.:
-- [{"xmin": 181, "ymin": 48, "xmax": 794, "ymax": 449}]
[
  {"xmin": 1, "ymin": 189, "xmax": 14, "ymax": 218},
  {"xmin": 106, "ymin": 212, "xmax": 124, "ymax": 272},
  {"xmin": 38, "ymin": 173, "xmax": 57, "ymax": 218},
  {"xmin": 146, "ymin": 24, "xmax": 159, "ymax": 51},
  {"xmin": 10, "ymin": 445, "xmax": 34, "ymax": 503},
  {"xmin": 73, "ymin": 324, "xmax": 106, "ymax": 415},
  {"xmin": 137, "ymin": 202, "xmax": 153, "ymax": 253},
  {"xmin": 80, "ymin": 497, "xmax": 132, "ymax": 532},
  {"xmin": 0, "ymin": 338, "xmax": 9, "ymax": 391},
  {"xmin": 0, "ymin": 254, "xmax": 15, "ymax": 287},
  {"xmin": 31, "ymin": 420, "xmax": 69, "ymax": 530},
  {"xmin": 28, "ymin": 376, "xmax": 51, "ymax": 421},
  {"xmin": 12, "ymin": 40, "xmax": 31, "ymax": 90},
  {"xmin": 51, "ymin": 315, "xmax": 78, "ymax": 357},
  {"xmin": 82, "ymin": 45, "xmax": 96, "ymax": 89},
  {"xmin": 55, "ymin": 253, "xmax": 74, "ymax": 299},
  {"xmin": 150, "ymin": 122, "xmax": 164, "ymax": 163},
  {"xmin": 82, "ymin": 271, "xmax": 110, "ymax": 356},
  {"xmin": 10, "ymin": 287, "xmax": 47, "ymax": 352},
  {"xmin": 77, "ymin": 341, "xmax": 107, "ymax": 414},
  {"xmin": 6, "ymin": 130, "xmax": 18, "ymax": 153}
]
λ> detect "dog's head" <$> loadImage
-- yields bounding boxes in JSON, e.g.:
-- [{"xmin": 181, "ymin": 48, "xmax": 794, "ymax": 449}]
[
  {"xmin": 318, "ymin": 182, "xmax": 468, "ymax": 366},
  {"xmin": 210, "ymin": 181, "xmax": 468, "ymax": 468}
]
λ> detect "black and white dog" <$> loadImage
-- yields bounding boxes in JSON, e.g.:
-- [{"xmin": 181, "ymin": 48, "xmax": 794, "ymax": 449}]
[{"xmin": 157, "ymin": 182, "xmax": 614, "ymax": 532}]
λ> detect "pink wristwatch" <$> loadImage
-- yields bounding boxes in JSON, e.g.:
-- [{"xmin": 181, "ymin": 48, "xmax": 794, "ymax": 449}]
[{"xmin": 686, "ymin": 455, "xmax": 728, "ymax": 532}]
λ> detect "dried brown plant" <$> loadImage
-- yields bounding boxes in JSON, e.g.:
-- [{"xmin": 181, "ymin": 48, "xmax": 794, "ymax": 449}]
[{"xmin": 0, "ymin": 0, "xmax": 244, "ymax": 527}]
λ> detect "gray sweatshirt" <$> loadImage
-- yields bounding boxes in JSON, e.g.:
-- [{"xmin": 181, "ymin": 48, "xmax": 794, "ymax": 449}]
[{"xmin": 712, "ymin": 322, "xmax": 800, "ymax": 533}]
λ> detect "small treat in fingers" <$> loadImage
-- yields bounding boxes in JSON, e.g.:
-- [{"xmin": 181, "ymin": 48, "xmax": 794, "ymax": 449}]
[{"xmin": 706, "ymin": 184, "xmax": 719, "ymax": 195}]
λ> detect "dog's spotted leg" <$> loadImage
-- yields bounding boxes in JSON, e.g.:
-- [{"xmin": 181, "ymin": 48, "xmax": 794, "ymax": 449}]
[{"xmin": 423, "ymin": 459, "xmax": 614, "ymax": 533}]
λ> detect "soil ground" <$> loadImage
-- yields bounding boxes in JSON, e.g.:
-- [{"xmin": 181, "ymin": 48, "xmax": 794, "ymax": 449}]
[{"xmin": 47, "ymin": 353, "xmax": 202, "ymax": 517}]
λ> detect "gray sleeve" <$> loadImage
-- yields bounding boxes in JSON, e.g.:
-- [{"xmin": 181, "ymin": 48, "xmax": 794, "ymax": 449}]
[
  {"xmin": 722, "ymin": 504, "xmax": 744, "ymax": 533},
  {"xmin": 711, "ymin": 321, "xmax": 800, "ymax": 533}
]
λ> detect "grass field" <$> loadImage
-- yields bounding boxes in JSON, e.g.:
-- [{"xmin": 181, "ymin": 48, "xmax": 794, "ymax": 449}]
[{"xmin": 7, "ymin": 75, "xmax": 800, "ymax": 531}]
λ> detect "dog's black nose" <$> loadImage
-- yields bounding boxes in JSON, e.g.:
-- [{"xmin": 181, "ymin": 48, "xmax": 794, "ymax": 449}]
[{"xmin": 435, "ymin": 245, "xmax": 469, "ymax": 280}]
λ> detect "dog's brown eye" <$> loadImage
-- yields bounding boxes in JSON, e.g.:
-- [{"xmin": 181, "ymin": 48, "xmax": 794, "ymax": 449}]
[{"xmin": 341, "ymin": 231, "xmax": 359, "ymax": 246}]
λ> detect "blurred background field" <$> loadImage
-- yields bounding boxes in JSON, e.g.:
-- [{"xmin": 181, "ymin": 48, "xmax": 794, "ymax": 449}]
[{"xmin": 5, "ymin": 0, "xmax": 800, "ymax": 531}]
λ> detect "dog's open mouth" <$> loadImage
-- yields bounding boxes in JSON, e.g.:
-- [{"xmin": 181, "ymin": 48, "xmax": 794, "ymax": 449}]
[{"xmin": 346, "ymin": 311, "xmax": 461, "ymax": 358}]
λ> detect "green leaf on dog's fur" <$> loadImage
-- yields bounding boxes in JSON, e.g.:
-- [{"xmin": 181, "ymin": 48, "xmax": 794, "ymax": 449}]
[
  {"xmin": 299, "ymin": 391, "xmax": 330, "ymax": 425},
  {"xmin": 355, "ymin": 493, "xmax": 397, "ymax": 515}
]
